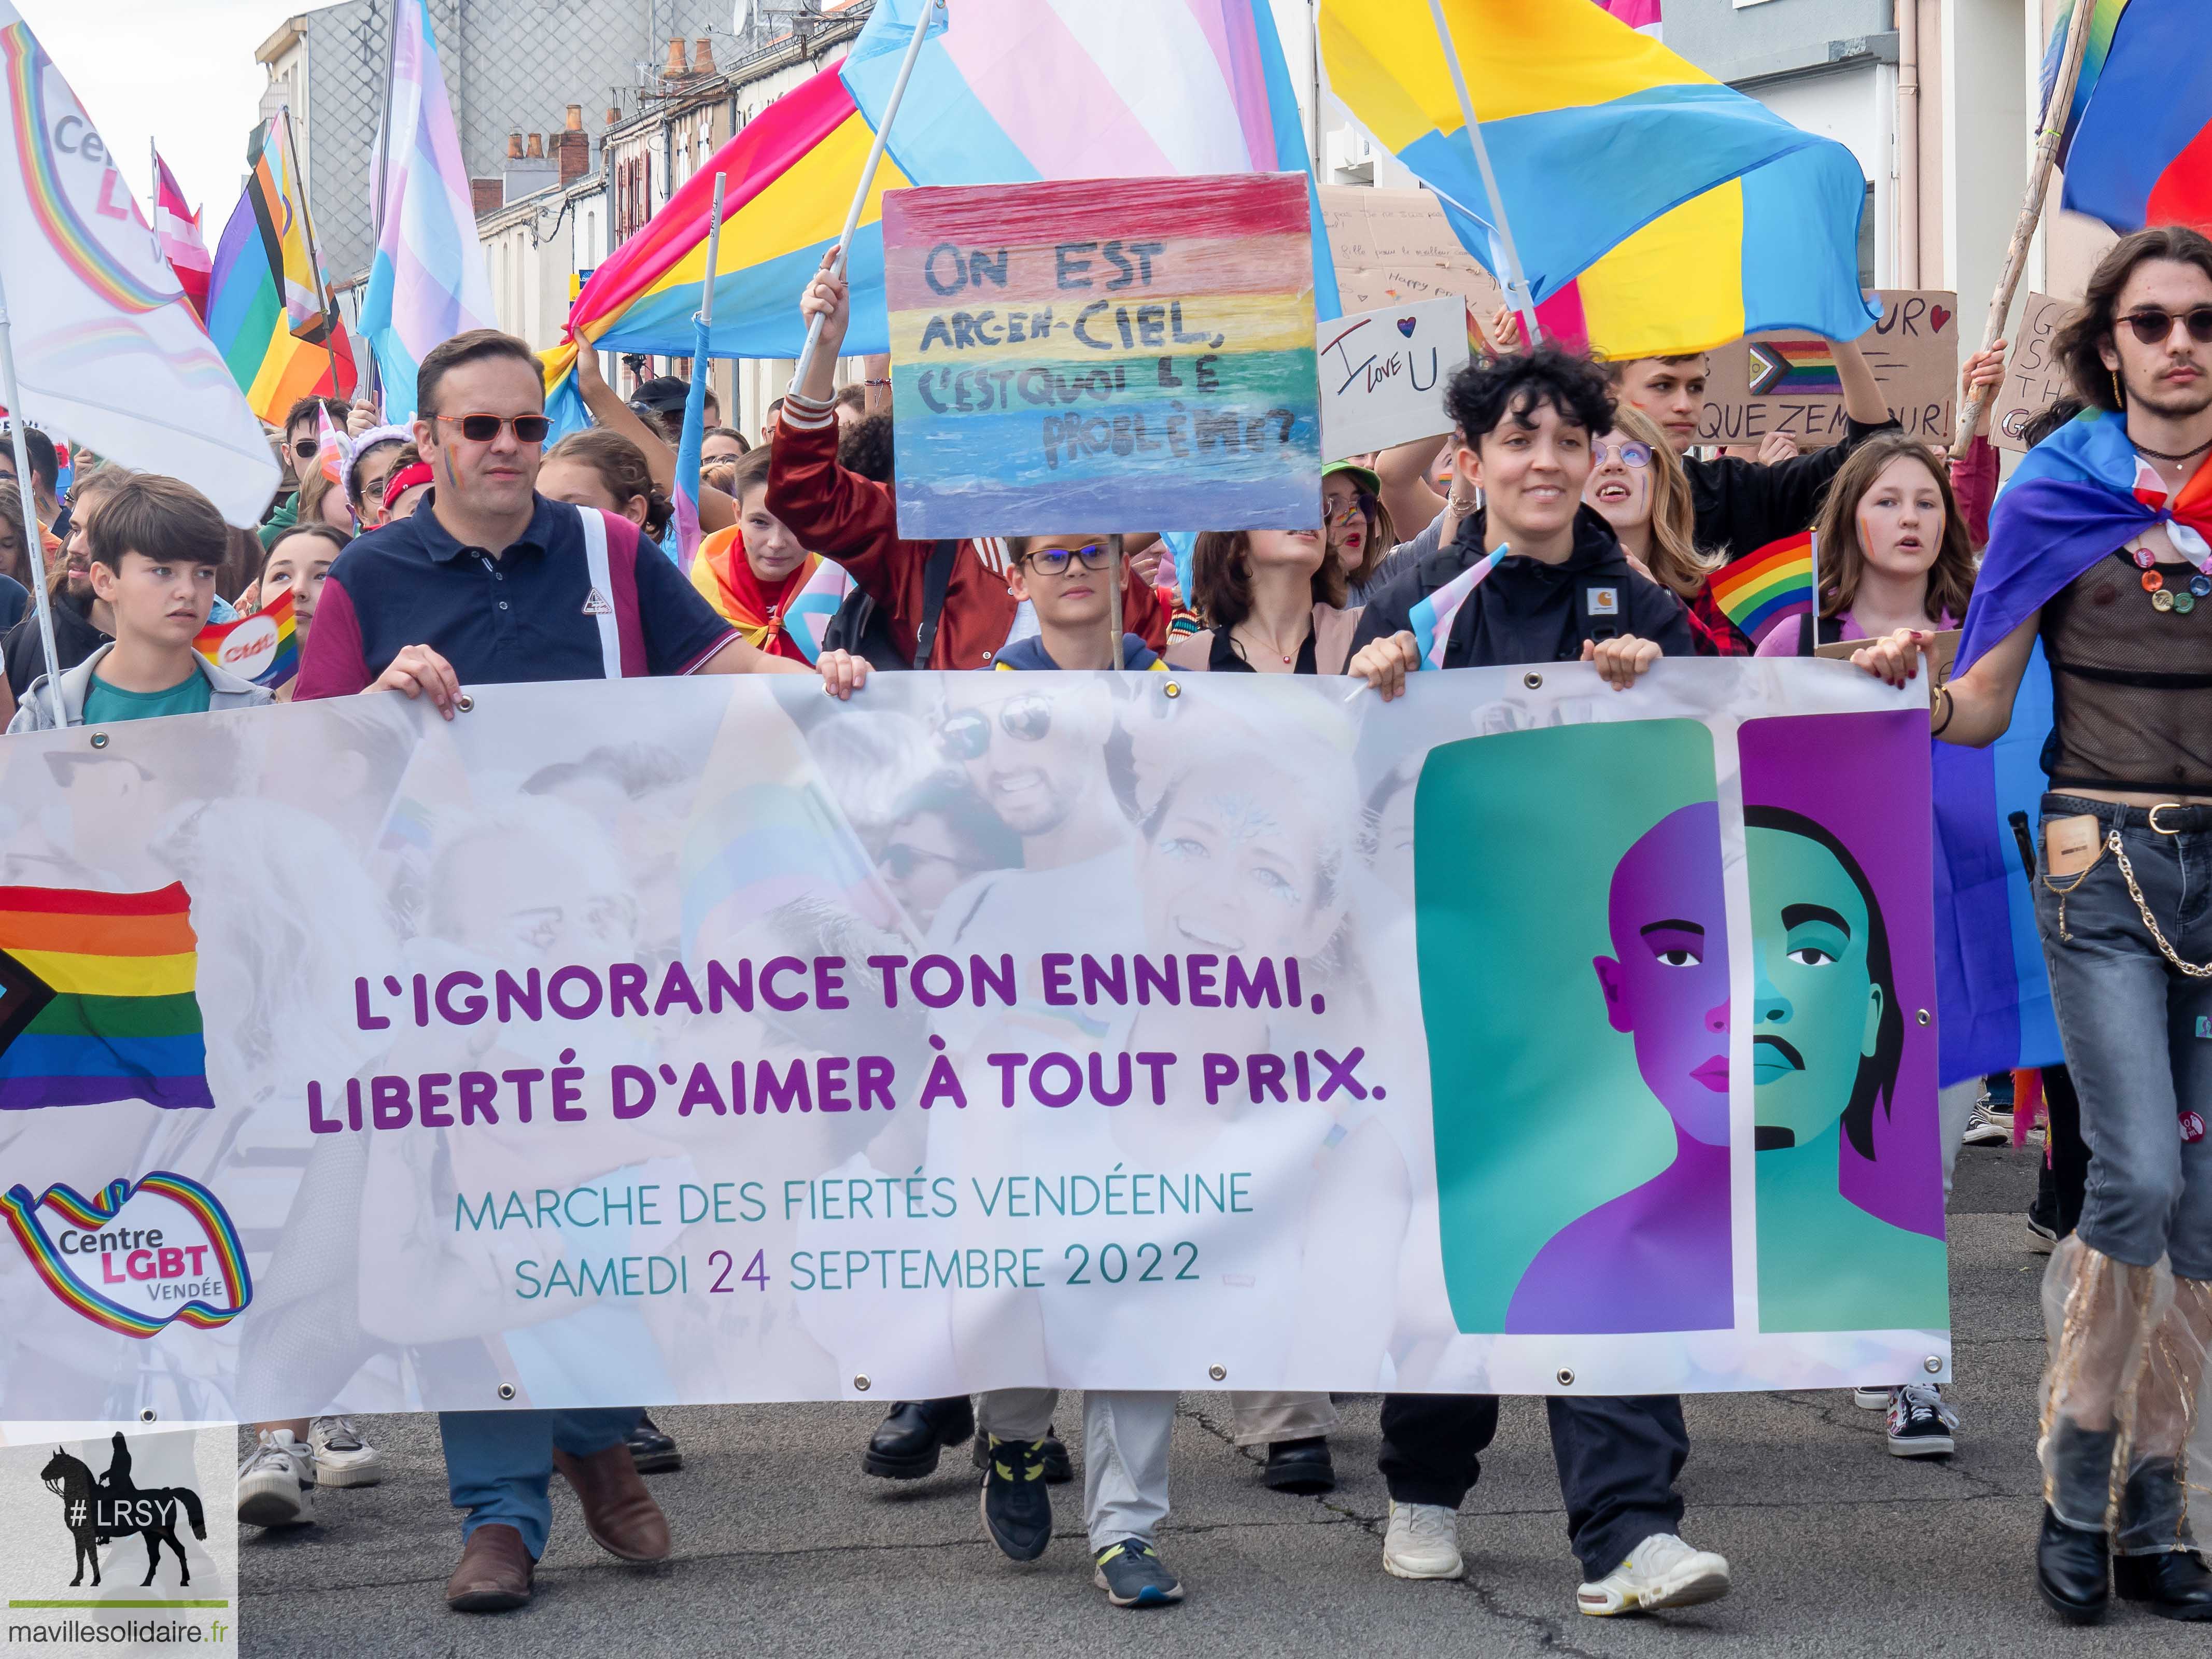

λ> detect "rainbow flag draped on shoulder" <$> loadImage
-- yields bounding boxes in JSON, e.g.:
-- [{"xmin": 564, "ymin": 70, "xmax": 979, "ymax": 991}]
[
  {"xmin": 1928, "ymin": 409, "xmax": 2212, "ymax": 1086},
  {"xmin": 546, "ymin": 0, "xmax": 1334, "ymax": 428},
  {"xmin": 1319, "ymin": 0, "xmax": 1875, "ymax": 359}
]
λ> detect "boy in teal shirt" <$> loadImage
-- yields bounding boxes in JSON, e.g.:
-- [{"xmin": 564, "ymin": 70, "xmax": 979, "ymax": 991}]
[{"xmin": 9, "ymin": 474, "xmax": 271, "ymax": 731}]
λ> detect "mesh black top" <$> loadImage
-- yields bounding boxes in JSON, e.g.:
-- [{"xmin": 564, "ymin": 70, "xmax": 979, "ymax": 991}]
[{"xmin": 2042, "ymin": 549, "xmax": 2212, "ymax": 793}]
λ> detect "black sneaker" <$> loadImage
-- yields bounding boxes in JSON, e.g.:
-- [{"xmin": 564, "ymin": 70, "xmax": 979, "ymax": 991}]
[
  {"xmin": 979, "ymin": 1434, "xmax": 1053, "ymax": 1560},
  {"xmin": 627, "ymin": 1413, "xmax": 681, "ymax": 1474},
  {"xmin": 1094, "ymin": 1537, "xmax": 1184, "ymax": 1607},
  {"xmin": 974, "ymin": 1422, "xmax": 1073, "ymax": 1483},
  {"xmin": 1886, "ymin": 1384, "xmax": 1957, "ymax": 1457}
]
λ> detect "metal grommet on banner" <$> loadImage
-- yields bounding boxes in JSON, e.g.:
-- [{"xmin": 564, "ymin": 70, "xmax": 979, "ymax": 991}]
[
  {"xmin": 1916, "ymin": 1009, "xmax": 1932, "ymax": 1026},
  {"xmin": 853, "ymin": 1374, "xmax": 871, "ymax": 1393},
  {"xmin": 455, "ymin": 693, "xmax": 475, "ymax": 713},
  {"xmin": 89, "ymin": 732, "xmax": 107, "ymax": 749},
  {"xmin": 497, "ymin": 1383, "xmax": 516, "ymax": 1401},
  {"xmin": 1524, "ymin": 672, "xmax": 1543, "ymax": 690},
  {"xmin": 1162, "ymin": 681, "xmax": 1181, "ymax": 699},
  {"xmin": 1556, "ymin": 1368, "xmax": 1576, "ymax": 1387},
  {"xmin": 1207, "ymin": 1364, "xmax": 1226, "ymax": 1382},
  {"xmin": 1924, "ymin": 1356, "xmax": 1943, "ymax": 1375},
  {"xmin": 138, "ymin": 1408, "xmax": 156, "ymax": 1424}
]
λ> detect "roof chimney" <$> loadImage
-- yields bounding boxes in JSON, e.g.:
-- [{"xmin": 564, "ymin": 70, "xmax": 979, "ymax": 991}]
[
  {"xmin": 663, "ymin": 37, "xmax": 691, "ymax": 80},
  {"xmin": 693, "ymin": 38, "xmax": 716, "ymax": 78},
  {"xmin": 554, "ymin": 116, "xmax": 590, "ymax": 187},
  {"xmin": 503, "ymin": 126, "xmax": 558, "ymax": 205},
  {"xmin": 565, "ymin": 104, "xmax": 584, "ymax": 132},
  {"xmin": 505, "ymin": 132, "xmax": 524, "ymax": 160},
  {"xmin": 524, "ymin": 132, "xmax": 545, "ymax": 160},
  {"xmin": 470, "ymin": 178, "xmax": 502, "ymax": 219},
  {"xmin": 605, "ymin": 106, "xmax": 621, "ymax": 127}
]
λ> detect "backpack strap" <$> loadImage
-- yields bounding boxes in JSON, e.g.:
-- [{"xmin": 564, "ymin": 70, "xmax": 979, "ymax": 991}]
[
  {"xmin": 910, "ymin": 539, "xmax": 959, "ymax": 668},
  {"xmin": 575, "ymin": 505, "xmax": 622, "ymax": 680}
]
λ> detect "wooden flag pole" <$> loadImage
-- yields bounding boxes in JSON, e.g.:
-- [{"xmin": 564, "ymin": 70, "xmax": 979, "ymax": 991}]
[
  {"xmin": 279, "ymin": 109, "xmax": 347, "ymax": 405},
  {"xmin": 1951, "ymin": 0, "xmax": 2098, "ymax": 458},
  {"xmin": 1424, "ymin": 0, "xmax": 1541, "ymax": 348},
  {"xmin": 1109, "ymin": 533, "xmax": 1126, "ymax": 672},
  {"xmin": 788, "ymin": 0, "xmax": 942, "ymax": 395}
]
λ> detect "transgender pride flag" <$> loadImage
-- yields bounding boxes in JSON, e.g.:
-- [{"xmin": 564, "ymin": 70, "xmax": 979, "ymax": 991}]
[
  {"xmin": 361, "ymin": 0, "xmax": 493, "ymax": 419},
  {"xmin": 1407, "ymin": 548, "xmax": 1503, "ymax": 669}
]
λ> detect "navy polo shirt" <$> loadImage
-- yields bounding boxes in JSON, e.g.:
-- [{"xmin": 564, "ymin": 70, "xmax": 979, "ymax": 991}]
[{"xmin": 294, "ymin": 490, "xmax": 735, "ymax": 699}]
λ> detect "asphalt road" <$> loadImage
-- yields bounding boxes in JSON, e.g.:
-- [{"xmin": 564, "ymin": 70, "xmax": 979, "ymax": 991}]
[{"xmin": 238, "ymin": 1140, "xmax": 2123, "ymax": 1658}]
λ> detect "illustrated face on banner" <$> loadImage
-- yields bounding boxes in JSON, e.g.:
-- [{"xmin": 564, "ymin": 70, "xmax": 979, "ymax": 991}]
[
  {"xmin": 935, "ymin": 679, "xmax": 1113, "ymax": 843},
  {"xmin": 1594, "ymin": 803, "xmax": 1729, "ymax": 1149},
  {"xmin": 430, "ymin": 798, "xmax": 636, "ymax": 965},
  {"xmin": 1746, "ymin": 814, "xmax": 1891, "ymax": 1152}
]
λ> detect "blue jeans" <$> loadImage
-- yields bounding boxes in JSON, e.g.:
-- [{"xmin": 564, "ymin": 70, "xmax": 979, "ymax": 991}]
[
  {"xmin": 440, "ymin": 1408, "xmax": 643, "ymax": 1559},
  {"xmin": 2034, "ymin": 795, "xmax": 2212, "ymax": 1280}
]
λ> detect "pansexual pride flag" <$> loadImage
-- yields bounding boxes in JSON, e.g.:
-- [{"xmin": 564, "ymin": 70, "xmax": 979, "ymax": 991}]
[
  {"xmin": 1321, "ymin": 0, "xmax": 1875, "ymax": 359},
  {"xmin": 1708, "ymin": 530, "xmax": 1814, "ymax": 644},
  {"xmin": 0, "ymin": 883, "xmax": 213, "ymax": 1112},
  {"xmin": 193, "ymin": 587, "xmax": 297, "ymax": 687}
]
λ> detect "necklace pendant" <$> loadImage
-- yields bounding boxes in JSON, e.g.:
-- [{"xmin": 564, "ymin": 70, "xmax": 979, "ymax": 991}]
[
  {"xmin": 2145, "ymin": 569, "xmax": 2166, "ymax": 592},
  {"xmin": 2178, "ymin": 591, "xmax": 2199, "ymax": 615},
  {"xmin": 2154, "ymin": 587, "xmax": 2177, "ymax": 612},
  {"xmin": 2135, "ymin": 546, "xmax": 2158, "ymax": 569}
]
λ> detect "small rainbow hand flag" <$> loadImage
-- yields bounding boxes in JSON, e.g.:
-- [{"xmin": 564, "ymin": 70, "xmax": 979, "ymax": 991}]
[
  {"xmin": 1709, "ymin": 530, "xmax": 1816, "ymax": 644},
  {"xmin": 194, "ymin": 587, "xmax": 297, "ymax": 687},
  {"xmin": 1746, "ymin": 339, "xmax": 1842, "ymax": 397},
  {"xmin": 1408, "ymin": 547, "xmax": 1504, "ymax": 669},
  {"xmin": 0, "ymin": 883, "xmax": 214, "ymax": 1113}
]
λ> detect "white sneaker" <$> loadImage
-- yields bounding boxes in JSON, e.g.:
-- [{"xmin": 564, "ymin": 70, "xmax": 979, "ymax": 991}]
[
  {"xmin": 237, "ymin": 1428, "xmax": 315, "ymax": 1529},
  {"xmin": 1960, "ymin": 1104, "xmax": 2009, "ymax": 1146},
  {"xmin": 1383, "ymin": 1499, "xmax": 1464, "ymax": 1580},
  {"xmin": 311, "ymin": 1415, "xmax": 385, "ymax": 1488},
  {"xmin": 1852, "ymin": 1385, "xmax": 1891, "ymax": 1410},
  {"xmin": 1578, "ymin": 1531, "xmax": 1731, "ymax": 1616}
]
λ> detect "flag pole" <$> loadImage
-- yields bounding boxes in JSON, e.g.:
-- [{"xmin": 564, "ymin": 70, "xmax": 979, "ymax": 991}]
[
  {"xmin": 0, "ymin": 266, "xmax": 71, "ymax": 727},
  {"xmin": 279, "ymin": 108, "xmax": 347, "ymax": 405},
  {"xmin": 787, "ymin": 0, "xmax": 943, "ymax": 395},
  {"xmin": 1951, "ymin": 0, "xmax": 2097, "ymax": 458},
  {"xmin": 1423, "ymin": 0, "xmax": 1541, "ymax": 348},
  {"xmin": 148, "ymin": 137, "xmax": 162, "ymax": 264}
]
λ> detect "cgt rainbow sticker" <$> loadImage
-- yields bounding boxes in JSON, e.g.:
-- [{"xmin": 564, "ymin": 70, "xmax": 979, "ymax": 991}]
[{"xmin": 2, "ymin": 1172, "xmax": 250, "ymax": 1338}]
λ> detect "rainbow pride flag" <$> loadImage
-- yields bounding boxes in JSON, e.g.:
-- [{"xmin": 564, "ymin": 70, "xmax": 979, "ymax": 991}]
[
  {"xmin": 193, "ymin": 587, "xmax": 297, "ymax": 687},
  {"xmin": 1746, "ymin": 339, "xmax": 1841, "ymax": 397},
  {"xmin": 1708, "ymin": 530, "xmax": 1814, "ymax": 644},
  {"xmin": 0, "ymin": 883, "xmax": 213, "ymax": 1112},
  {"xmin": 2, "ymin": 1173, "xmax": 249, "ymax": 1336}
]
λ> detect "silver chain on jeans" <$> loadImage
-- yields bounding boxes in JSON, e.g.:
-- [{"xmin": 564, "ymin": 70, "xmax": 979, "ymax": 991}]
[{"xmin": 2106, "ymin": 828, "xmax": 2212, "ymax": 978}]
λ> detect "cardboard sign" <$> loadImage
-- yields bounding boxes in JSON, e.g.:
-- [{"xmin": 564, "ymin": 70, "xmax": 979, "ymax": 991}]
[
  {"xmin": 1992, "ymin": 291, "xmax": 2074, "ymax": 453},
  {"xmin": 1816, "ymin": 628, "xmax": 1959, "ymax": 707},
  {"xmin": 1701, "ymin": 291, "xmax": 1960, "ymax": 449},
  {"xmin": 1318, "ymin": 298, "xmax": 1468, "ymax": 460},
  {"xmin": 1318, "ymin": 185, "xmax": 1505, "ymax": 315},
  {"xmin": 882, "ymin": 174, "xmax": 1321, "ymax": 538}
]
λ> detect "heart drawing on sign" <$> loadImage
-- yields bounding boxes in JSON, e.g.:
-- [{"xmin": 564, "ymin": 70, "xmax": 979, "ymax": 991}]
[
  {"xmin": 1397, "ymin": 317, "xmax": 1417, "ymax": 337},
  {"xmin": 1931, "ymin": 303, "xmax": 1952, "ymax": 334}
]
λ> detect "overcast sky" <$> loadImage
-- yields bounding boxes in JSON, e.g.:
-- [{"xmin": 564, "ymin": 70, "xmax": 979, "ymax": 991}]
[{"xmin": 19, "ymin": 0, "xmax": 295, "ymax": 230}]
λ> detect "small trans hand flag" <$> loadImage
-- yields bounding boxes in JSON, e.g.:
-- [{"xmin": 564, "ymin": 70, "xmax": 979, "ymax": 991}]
[{"xmin": 1407, "ymin": 546, "xmax": 1504, "ymax": 668}]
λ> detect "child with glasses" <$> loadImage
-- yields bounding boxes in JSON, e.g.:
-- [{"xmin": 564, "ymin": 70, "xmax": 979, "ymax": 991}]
[{"xmin": 991, "ymin": 536, "xmax": 1167, "ymax": 672}]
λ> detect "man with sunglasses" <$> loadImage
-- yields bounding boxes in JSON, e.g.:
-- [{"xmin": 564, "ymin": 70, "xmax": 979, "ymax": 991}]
[
  {"xmin": 292, "ymin": 328, "xmax": 862, "ymax": 1616},
  {"xmin": 256, "ymin": 397, "xmax": 355, "ymax": 552},
  {"xmin": 1853, "ymin": 226, "xmax": 2212, "ymax": 1624}
]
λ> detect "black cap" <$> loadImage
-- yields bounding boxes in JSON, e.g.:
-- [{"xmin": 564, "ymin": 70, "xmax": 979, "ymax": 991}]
[{"xmin": 631, "ymin": 375, "xmax": 694, "ymax": 413}]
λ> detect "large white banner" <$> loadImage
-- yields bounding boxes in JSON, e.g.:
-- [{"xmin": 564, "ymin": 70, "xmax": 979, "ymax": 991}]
[{"xmin": 0, "ymin": 665, "xmax": 1948, "ymax": 1420}]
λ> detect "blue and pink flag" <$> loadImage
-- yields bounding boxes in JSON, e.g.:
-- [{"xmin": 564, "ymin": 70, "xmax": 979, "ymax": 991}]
[
  {"xmin": 1407, "ymin": 548, "xmax": 1503, "ymax": 669},
  {"xmin": 361, "ymin": 0, "xmax": 494, "ymax": 420},
  {"xmin": 666, "ymin": 314, "xmax": 709, "ymax": 575},
  {"xmin": 2058, "ymin": 0, "xmax": 2210, "ymax": 235}
]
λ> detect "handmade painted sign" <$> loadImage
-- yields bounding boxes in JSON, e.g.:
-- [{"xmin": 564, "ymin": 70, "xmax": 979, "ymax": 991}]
[
  {"xmin": 1318, "ymin": 298, "xmax": 1468, "ymax": 460},
  {"xmin": 1992, "ymin": 291, "xmax": 2072, "ymax": 454},
  {"xmin": 1318, "ymin": 185, "xmax": 1505, "ymax": 315},
  {"xmin": 883, "ymin": 174, "xmax": 1321, "ymax": 537},
  {"xmin": 1700, "ymin": 290, "xmax": 1960, "ymax": 448}
]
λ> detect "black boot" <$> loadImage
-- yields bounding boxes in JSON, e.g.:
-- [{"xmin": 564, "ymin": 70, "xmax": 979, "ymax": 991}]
[
  {"xmin": 1262, "ymin": 1435, "xmax": 1336, "ymax": 1494},
  {"xmin": 2037, "ymin": 1506, "xmax": 2111, "ymax": 1624},
  {"xmin": 972, "ymin": 1422, "xmax": 1073, "ymax": 1483},
  {"xmin": 2115, "ymin": 1550, "xmax": 2212, "ymax": 1620},
  {"xmin": 626, "ymin": 1413, "xmax": 681, "ymax": 1474},
  {"xmin": 864, "ymin": 1397, "xmax": 975, "ymax": 1480}
]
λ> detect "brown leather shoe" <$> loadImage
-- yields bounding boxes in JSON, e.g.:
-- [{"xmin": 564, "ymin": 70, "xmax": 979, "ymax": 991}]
[
  {"xmin": 445, "ymin": 1522, "xmax": 533, "ymax": 1612},
  {"xmin": 553, "ymin": 1442, "xmax": 672, "ymax": 1562}
]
